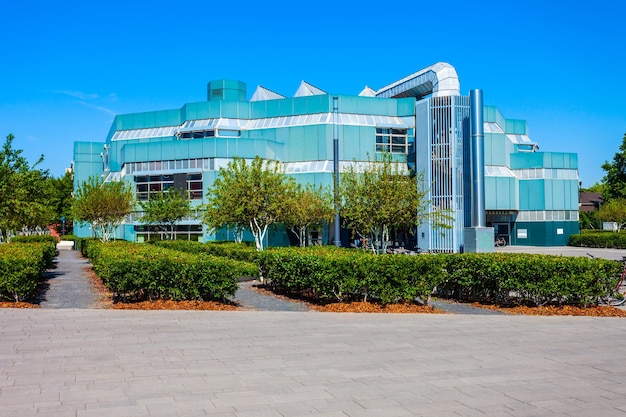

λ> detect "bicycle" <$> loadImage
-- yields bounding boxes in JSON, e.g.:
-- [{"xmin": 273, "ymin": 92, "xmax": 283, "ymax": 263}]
[
  {"xmin": 588, "ymin": 254, "xmax": 626, "ymax": 307},
  {"xmin": 494, "ymin": 236, "xmax": 506, "ymax": 247}
]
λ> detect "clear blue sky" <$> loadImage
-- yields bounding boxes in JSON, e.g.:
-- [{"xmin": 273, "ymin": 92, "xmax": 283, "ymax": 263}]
[{"xmin": 1, "ymin": 0, "xmax": 624, "ymax": 187}]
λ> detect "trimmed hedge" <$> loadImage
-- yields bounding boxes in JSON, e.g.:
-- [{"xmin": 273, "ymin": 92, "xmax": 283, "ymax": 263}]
[
  {"xmin": 151, "ymin": 240, "xmax": 259, "ymax": 263},
  {"xmin": 439, "ymin": 253, "xmax": 621, "ymax": 306},
  {"xmin": 257, "ymin": 247, "xmax": 447, "ymax": 305},
  {"xmin": 0, "ymin": 243, "xmax": 51, "ymax": 301},
  {"xmin": 256, "ymin": 248, "xmax": 622, "ymax": 307},
  {"xmin": 569, "ymin": 231, "xmax": 626, "ymax": 249},
  {"xmin": 86, "ymin": 241, "xmax": 256, "ymax": 302}
]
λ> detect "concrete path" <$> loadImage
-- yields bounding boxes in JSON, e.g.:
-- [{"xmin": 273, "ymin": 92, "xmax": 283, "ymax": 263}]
[
  {"xmin": 1, "ymin": 309, "xmax": 626, "ymax": 417},
  {"xmin": 38, "ymin": 250, "xmax": 100, "ymax": 309},
  {"xmin": 234, "ymin": 281, "xmax": 309, "ymax": 312}
]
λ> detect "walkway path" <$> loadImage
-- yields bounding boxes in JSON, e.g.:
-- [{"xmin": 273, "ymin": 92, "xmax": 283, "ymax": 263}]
[
  {"xmin": 233, "ymin": 280, "xmax": 309, "ymax": 311},
  {"xmin": 38, "ymin": 249, "xmax": 100, "ymax": 309}
]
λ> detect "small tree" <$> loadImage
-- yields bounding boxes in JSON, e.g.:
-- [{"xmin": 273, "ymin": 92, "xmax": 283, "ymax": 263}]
[
  {"xmin": 139, "ymin": 189, "xmax": 192, "ymax": 240},
  {"xmin": 48, "ymin": 171, "xmax": 75, "ymax": 234},
  {"xmin": 204, "ymin": 156, "xmax": 294, "ymax": 251},
  {"xmin": 598, "ymin": 198, "xmax": 626, "ymax": 231},
  {"xmin": 0, "ymin": 134, "xmax": 54, "ymax": 241},
  {"xmin": 73, "ymin": 176, "xmax": 134, "ymax": 242},
  {"xmin": 601, "ymin": 133, "xmax": 626, "ymax": 201},
  {"xmin": 340, "ymin": 152, "xmax": 449, "ymax": 254},
  {"xmin": 283, "ymin": 184, "xmax": 334, "ymax": 247}
]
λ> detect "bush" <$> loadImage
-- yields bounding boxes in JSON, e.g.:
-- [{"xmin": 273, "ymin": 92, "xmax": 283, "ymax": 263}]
[
  {"xmin": 257, "ymin": 247, "xmax": 447, "ymax": 305},
  {"xmin": 87, "ymin": 241, "xmax": 256, "ymax": 302},
  {"xmin": 9, "ymin": 237, "xmax": 57, "ymax": 269},
  {"xmin": 0, "ymin": 244, "xmax": 48, "ymax": 301},
  {"xmin": 438, "ymin": 253, "xmax": 620, "ymax": 306},
  {"xmin": 569, "ymin": 231, "xmax": 626, "ymax": 249},
  {"xmin": 257, "ymin": 248, "xmax": 621, "ymax": 307},
  {"xmin": 151, "ymin": 240, "xmax": 259, "ymax": 263}
]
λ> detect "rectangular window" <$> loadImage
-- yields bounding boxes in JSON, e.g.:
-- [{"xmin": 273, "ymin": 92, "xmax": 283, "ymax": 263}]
[{"xmin": 376, "ymin": 127, "xmax": 408, "ymax": 154}]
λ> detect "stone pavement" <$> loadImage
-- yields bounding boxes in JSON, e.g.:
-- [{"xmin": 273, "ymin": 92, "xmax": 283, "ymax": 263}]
[
  {"xmin": 38, "ymin": 250, "xmax": 100, "ymax": 309},
  {"xmin": 234, "ymin": 280, "xmax": 310, "ymax": 312},
  {"xmin": 1, "ymin": 309, "xmax": 626, "ymax": 417}
]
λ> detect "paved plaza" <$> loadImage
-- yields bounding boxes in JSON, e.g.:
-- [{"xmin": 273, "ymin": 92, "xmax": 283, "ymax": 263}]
[{"xmin": 2, "ymin": 309, "xmax": 626, "ymax": 417}]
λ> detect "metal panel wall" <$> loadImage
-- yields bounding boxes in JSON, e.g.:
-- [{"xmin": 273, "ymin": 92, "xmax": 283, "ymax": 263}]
[{"xmin": 416, "ymin": 96, "xmax": 469, "ymax": 252}]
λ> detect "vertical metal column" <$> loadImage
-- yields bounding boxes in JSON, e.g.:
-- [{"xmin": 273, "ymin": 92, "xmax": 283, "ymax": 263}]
[
  {"xmin": 333, "ymin": 96, "xmax": 341, "ymax": 247},
  {"xmin": 469, "ymin": 89, "xmax": 485, "ymax": 228}
]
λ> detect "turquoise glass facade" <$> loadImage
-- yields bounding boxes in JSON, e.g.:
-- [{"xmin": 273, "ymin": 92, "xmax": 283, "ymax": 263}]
[
  {"xmin": 73, "ymin": 66, "xmax": 579, "ymax": 249},
  {"xmin": 483, "ymin": 106, "xmax": 579, "ymax": 246}
]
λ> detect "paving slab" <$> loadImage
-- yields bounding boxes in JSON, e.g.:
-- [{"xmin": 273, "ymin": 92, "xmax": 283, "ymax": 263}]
[
  {"xmin": 38, "ymin": 250, "xmax": 98, "ymax": 309},
  {"xmin": 1, "ymin": 309, "xmax": 625, "ymax": 417}
]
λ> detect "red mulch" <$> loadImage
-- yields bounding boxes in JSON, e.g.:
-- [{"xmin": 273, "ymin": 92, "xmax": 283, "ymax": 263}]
[
  {"xmin": 112, "ymin": 299, "xmax": 238, "ymax": 311},
  {"xmin": 472, "ymin": 303, "xmax": 626, "ymax": 317},
  {"xmin": 310, "ymin": 301, "xmax": 444, "ymax": 314}
]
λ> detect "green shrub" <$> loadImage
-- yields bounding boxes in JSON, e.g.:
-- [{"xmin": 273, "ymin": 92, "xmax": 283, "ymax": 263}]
[
  {"xmin": 569, "ymin": 231, "xmax": 626, "ymax": 249},
  {"xmin": 257, "ymin": 247, "xmax": 447, "ymax": 305},
  {"xmin": 152, "ymin": 240, "xmax": 259, "ymax": 263},
  {"xmin": 439, "ymin": 253, "xmax": 620, "ymax": 306},
  {"xmin": 87, "ymin": 241, "xmax": 255, "ymax": 302},
  {"xmin": 0, "ymin": 244, "xmax": 47, "ymax": 301},
  {"xmin": 11, "ymin": 235, "xmax": 58, "ymax": 244},
  {"xmin": 257, "ymin": 248, "xmax": 621, "ymax": 307}
]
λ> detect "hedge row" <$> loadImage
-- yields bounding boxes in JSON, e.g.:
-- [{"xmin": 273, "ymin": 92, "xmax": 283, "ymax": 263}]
[
  {"xmin": 86, "ymin": 241, "xmax": 257, "ymax": 302},
  {"xmin": 0, "ymin": 243, "xmax": 55, "ymax": 301},
  {"xmin": 256, "ymin": 248, "xmax": 622, "ymax": 307},
  {"xmin": 439, "ymin": 253, "xmax": 621, "ymax": 306},
  {"xmin": 257, "ymin": 247, "xmax": 447, "ymax": 305},
  {"xmin": 11, "ymin": 235, "xmax": 58, "ymax": 268},
  {"xmin": 569, "ymin": 231, "xmax": 626, "ymax": 249},
  {"xmin": 151, "ymin": 240, "xmax": 259, "ymax": 263}
]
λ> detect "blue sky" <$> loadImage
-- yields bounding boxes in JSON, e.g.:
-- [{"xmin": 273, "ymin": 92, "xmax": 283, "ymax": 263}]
[{"xmin": 1, "ymin": 0, "xmax": 624, "ymax": 187}]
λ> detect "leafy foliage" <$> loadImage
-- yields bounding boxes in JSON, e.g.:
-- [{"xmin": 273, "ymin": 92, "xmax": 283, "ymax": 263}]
[
  {"xmin": 139, "ymin": 189, "xmax": 192, "ymax": 239},
  {"xmin": 257, "ymin": 248, "xmax": 620, "ymax": 307},
  {"xmin": 569, "ymin": 230, "xmax": 626, "ymax": 249},
  {"xmin": 86, "ymin": 241, "xmax": 254, "ymax": 302},
  {"xmin": 72, "ymin": 176, "xmax": 134, "ymax": 242},
  {"xmin": 598, "ymin": 198, "xmax": 626, "ymax": 231},
  {"xmin": 282, "ymin": 184, "xmax": 334, "ymax": 247},
  {"xmin": 257, "ymin": 247, "xmax": 447, "ymax": 305},
  {"xmin": 0, "ymin": 242, "xmax": 55, "ymax": 301},
  {"xmin": 204, "ymin": 156, "xmax": 295, "ymax": 250},
  {"xmin": 0, "ymin": 134, "xmax": 55, "ymax": 240},
  {"xmin": 339, "ymin": 152, "xmax": 448, "ymax": 253},
  {"xmin": 601, "ymin": 133, "xmax": 626, "ymax": 201},
  {"xmin": 47, "ymin": 170, "xmax": 74, "ymax": 232},
  {"xmin": 151, "ymin": 240, "xmax": 259, "ymax": 263}
]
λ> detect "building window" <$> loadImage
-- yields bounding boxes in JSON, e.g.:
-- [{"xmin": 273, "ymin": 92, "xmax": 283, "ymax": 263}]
[
  {"xmin": 134, "ymin": 173, "xmax": 203, "ymax": 201},
  {"xmin": 376, "ymin": 128, "xmax": 408, "ymax": 154},
  {"xmin": 179, "ymin": 130, "xmax": 215, "ymax": 139}
]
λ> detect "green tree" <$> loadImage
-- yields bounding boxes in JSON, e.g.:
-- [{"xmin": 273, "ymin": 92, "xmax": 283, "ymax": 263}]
[
  {"xmin": 0, "ymin": 134, "xmax": 54, "ymax": 241},
  {"xmin": 598, "ymin": 198, "xmax": 626, "ymax": 231},
  {"xmin": 72, "ymin": 176, "xmax": 134, "ymax": 242},
  {"xmin": 139, "ymin": 189, "xmax": 192, "ymax": 240},
  {"xmin": 282, "ymin": 184, "xmax": 334, "ymax": 247},
  {"xmin": 204, "ymin": 156, "xmax": 294, "ymax": 251},
  {"xmin": 601, "ymin": 133, "xmax": 626, "ymax": 201},
  {"xmin": 47, "ymin": 171, "xmax": 75, "ymax": 233},
  {"xmin": 580, "ymin": 181, "xmax": 606, "ymax": 194},
  {"xmin": 340, "ymin": 152, "xmax": 449, "ymax": 254}
]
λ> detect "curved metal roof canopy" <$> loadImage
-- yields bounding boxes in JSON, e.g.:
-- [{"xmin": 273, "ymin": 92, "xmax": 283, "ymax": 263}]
[{"xmin": 376, "ymin": 62, "xmax": 460, "ymax": 99}]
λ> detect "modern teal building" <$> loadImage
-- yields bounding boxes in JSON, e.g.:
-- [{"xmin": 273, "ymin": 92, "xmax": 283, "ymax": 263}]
[{"xmin": 73, "ymin": 62, "xmax": 579, "ymax": 250}]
